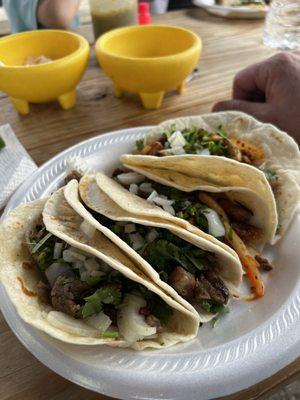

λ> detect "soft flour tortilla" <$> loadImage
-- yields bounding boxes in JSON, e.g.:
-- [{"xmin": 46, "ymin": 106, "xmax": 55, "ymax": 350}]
[
  {"xmin": 78, "ymin": 174, "xmax": 243, "ymax": 320},
  {"xmin": 140, "ymin": 112, "xmax": 300, "ymax": 241},
  {"xmin": 121, "ymin": 154, "xmax": 277, "ymax": 250},
  {"xmin": 0, "ymin": 196, "xmax": 199, "ymax": 350}
]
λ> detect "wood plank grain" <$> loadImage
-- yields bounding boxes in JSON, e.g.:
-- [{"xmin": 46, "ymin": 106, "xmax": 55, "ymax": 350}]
[{"xmin": 0, "ymin": 9, "xmax": 297, "ymax": 400}]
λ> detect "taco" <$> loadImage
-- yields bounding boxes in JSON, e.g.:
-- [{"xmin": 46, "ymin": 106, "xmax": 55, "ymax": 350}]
[
  {"xmin": 78, "ymin": 174, "xmax": 243, "ymax": 322},
  {"xmin": 0, "ymin": 191, "xmax": 199, "ymax": 350},
  {"xmin": 118, "ymin": 153, "xmax": 277, "ymax": 298},
  {"xmin": 133, "ymin": 112, "xmax": 300, "ymax": 242}
]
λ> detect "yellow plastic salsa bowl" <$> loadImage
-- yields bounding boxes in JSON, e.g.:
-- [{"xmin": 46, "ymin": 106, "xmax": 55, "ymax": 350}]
[
  {"xmin": 95, "ymin": 25, "xmax": 202, "ymax": 109},
  {"xmin": 0, "ymin": 30, "xmax": 90, "ymax": 114}
]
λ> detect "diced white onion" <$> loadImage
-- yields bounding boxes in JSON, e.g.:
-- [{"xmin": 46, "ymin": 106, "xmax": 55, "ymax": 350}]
[
  {"xmin": 159, "ymin": 148, "xmax": 177, "ymax": 155},
  {"xmin": 124, "ymin": 223, "xmax": 136, "ymax": 234},
  {"xmin": 63, "ymin": 249, "xmax": 86, "ymax": 263},
  {"xmin": 90, "ymin": 270, "xmax": 105, "ymax": 278},
  {"xmin": 73, "ymin": 260, "xmax": 84, "ymax": 270},
  {"xmin": 80, "ymin": 220, "xmax": 96, "ymax": 239},
  {"xmin": 45, "ymin": 263, "xmax": 74, "ymax": 287},
  {"xmin": 53, "ymin": 242, "xmax": 63, "ymax": 259},
  {"xmin": 117, "ymin": 295, "xmax": 156, "ymax": 343},
  {"xmin": 171, "ymin": 146, "xmax": 186, "ymax": 155},
  {"xmin": 32, "ymin": 232, "xmax": 52, "ymax": 254},
  {"xmin": 145, "ymin": 333, "xmax": 159, "ymax": 340},
  {"xmin": 47, "ymin": 311, "xmax": 99, "ymax": 337},
  {"xmin": 162, "ymin": 204, "xmax": 176, "ymax": 215},
  {"xmin": 129, "ymin": 232, "xmax": 145, "ymax": 251},
  {"xmin": 129, "ymin": 183, "xmax": 139, "ymax": 195},
  {"xmin": 146, "ymin": 229, "xmax": 159, "ymax": 243},
  {"xmin": 80, "ymin": 271, "xmax": 90, "ymax": 282},
  {"xmin": 197, "ymin": 148, "xmax": 210, "ymax": 156},
  {"xmin": 152, "ymin": 196, "xmax": 174, "ymax": 207},
  {"xmin": 147, "ymin": 190, "xmax": 158, "ymax": 202},
  {"xmin": 85, "ymin": 311, "xmax": 112, "ymax": 332},
  {"xmin": 205, "ymin": 208, "xmax": 226, "ymax": 237},
  {"xmin": 117, "ymin": 172, "xmax": 145, "ymax": 185},
  {"xmin": 169, "ymin": 131, "xmax": 186, "ymax": 147},
  {"xmin": 139, "ymin": 182, "xmax": 153, "ymax": 194},
  {"xmin": 84, "ymin": 258, "xmax": 100, "ymax": 272}
]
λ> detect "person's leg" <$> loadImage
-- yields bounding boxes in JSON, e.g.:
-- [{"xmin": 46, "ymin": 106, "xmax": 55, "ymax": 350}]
[{"xmin": 168, "ymin": 0, "xmax": 194, "ymax": 10}]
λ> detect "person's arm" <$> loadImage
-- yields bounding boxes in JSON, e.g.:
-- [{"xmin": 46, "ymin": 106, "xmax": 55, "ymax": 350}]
[
  {"xmin": 37, "ymin": 0, "xmax": 81, "ymax": 29},
  {"xmin": 213, "ymin": 52, "xmax": 300, "ymax": 143}
]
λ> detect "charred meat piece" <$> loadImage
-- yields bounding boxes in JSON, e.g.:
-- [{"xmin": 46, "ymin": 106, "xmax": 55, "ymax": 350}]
[
  {"xmin": 51, "ymin": 276, "xmax": 90, "ymax": 318},
  {"xmin": 146, "ymin": 314, "xmax": 162, "ymax": 332},
  {"xmin": 140, "ymin": 306, "xmax": 162, "ymax": 332},
  {"xmin": 200, "ymin": 270, "xmax": 229, "ymax": 305},
  {"xmin": 168, "ymin": 266, "xmax": 196, "ymax": 301},
  {"xmin": 194, "ymin": 279, "xmax": 211, "ymax": 302},
  {"xmin": 138, "ymin": 189, "xmax": 149, "ymax": 199},
  {"xmin": 28, "ymin": 220, "xmax": 46, "ymax": 242},
  {"xmin": 37, "ymin": 281, "xmax": 51, "ymax": 305},
  {"xmin": 143, "ymin": 141, "xmax": 163, "ymax": 156},
  {"xmin": 232, "ymin": 221, "xmax": 263, "ymax": 244},
  {"xmin": 168, "ymin": 266, "xmax": 229, "ymax": 306},
  {"xmin": 64, "ymin": 170, "xmax": 82, "ymax": 185},
  {"xmin": 232, "ymin": 139, "xmax": 264, "ymax": 165},
  {"xmin": 103, "ymin": 304, "xmax": 118, "ymax": 326},
  {"xmin": 139, "ymin": 306, "xmax": 151, "ymax": 316},
  {"xmin": 218, "ymin": 198, "xmax": 253, "ymax": 223},
  {"xmin": 223, "ymin": 138, "xmax": 242, "ymax": 161},
  {"xmin": 255, "ymin": 254, "xmax": 273, "ymax": 271}
]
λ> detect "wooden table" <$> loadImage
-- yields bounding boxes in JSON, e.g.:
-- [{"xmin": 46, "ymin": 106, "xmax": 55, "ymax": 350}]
[{"xmin": 0, "ymin": 8, "xmax": 299, "ymax": 400}]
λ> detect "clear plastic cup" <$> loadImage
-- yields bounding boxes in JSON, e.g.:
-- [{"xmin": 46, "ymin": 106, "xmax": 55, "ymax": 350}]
[
  {"xmin": 89, "ymin": 0, "xmax": 138, "ymax": 40},
  {"xmin": 263, "ymin": 0, "xmax": 300, "ymax": 50}
]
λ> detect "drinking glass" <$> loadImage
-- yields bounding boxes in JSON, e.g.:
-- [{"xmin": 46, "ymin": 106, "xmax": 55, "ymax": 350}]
[
  {"xmin": 263, "ymin": 0, "xmax": 300, "ymax": 50},
  {"xmin": 89, "ymin": 0, "xmax": 138, "ymax": 39}
]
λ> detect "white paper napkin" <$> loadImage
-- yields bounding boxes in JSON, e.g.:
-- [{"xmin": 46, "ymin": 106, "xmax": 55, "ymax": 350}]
[{"xmin": 0, "ymin": 124, "xmax": 37, "ymax": 209}]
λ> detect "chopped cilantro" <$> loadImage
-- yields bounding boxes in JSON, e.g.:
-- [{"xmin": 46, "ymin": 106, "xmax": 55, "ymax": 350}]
[
  {"xmin": 216, "ymin": 125, "xmax": 227, "ymax": 138},
  {"xmin": 201, "ymin": 301, "xmax": 228, "ymax": 318},
  {"xmin": 135, "ymin": 139, "xmax": 145, "ymax": 151},
  {"xmin": 229, "ymin": 225, "xmax": 234, "ymax": 241},
  {"xmin": 201, "ymin": 300, "xmax": 213, "ymax": 313},
  {"xmin": 0, "ymin": 137, "xmax": 5, "ymax": 151},
  {"xmin": 151, "ymin": 297, "xmax": 173, "ymax": 325},
  {"xmin": 86, "ymin": 275, "xmax": 104, "ymax": 287},
  {"xmin": 81, "ymin": 286, "xmax": 122, "ymax": 318},
  {"xmin": 211, "ymin": 305, "xmax": 229, "ymax": 327},
  {"xmin": 263, "ymin": 169, "xmax": 277, "ymax": 180},
  {"xmin": 102, "ymin": 331, "xmax": 118, "ymax": 339},
  {"xmin": 159, "ymin": 270, "xmax": 169, "ymax": 282}
]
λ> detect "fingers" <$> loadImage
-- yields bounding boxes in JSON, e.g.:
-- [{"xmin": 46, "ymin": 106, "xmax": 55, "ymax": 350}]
[
  {"xmin": 212, "ymin": 99, "xmax": 273, "ymax": 123},
  {"xmin": 233, "ymin": 60, "xmax": 269, "ymax": 101}
]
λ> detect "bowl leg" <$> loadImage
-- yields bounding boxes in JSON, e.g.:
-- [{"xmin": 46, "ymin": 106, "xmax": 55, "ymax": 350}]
[
  {"xmin": 58, "ymin": 90, "xmax": 77, "ymax": 110},
  {"xmin": 140, "ymin": 92, "xmax": 165, "ymax": 109},
  {"xmin": 114, "ymin": 85, "xmax": 123, "ymax": 98},
  {"xmin": 177, "ymin": 82, "xmax": 185, "ymax": 95},
  {"xmin": 10, "ymin": 97, "xmax": 29, "ymax": 115}
]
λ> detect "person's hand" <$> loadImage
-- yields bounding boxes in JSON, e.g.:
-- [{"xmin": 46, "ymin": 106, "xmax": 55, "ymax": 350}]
[{"xmin": 213, "ymin": 52, "xmax": 300, "ymax": 142}]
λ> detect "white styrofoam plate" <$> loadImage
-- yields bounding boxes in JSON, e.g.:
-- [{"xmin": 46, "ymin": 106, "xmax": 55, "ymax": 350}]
[
  {"xmin": 193, "ymin": 0, "xmax": 267, "ymax": 19},
  {"xmin": 1, "ymin": 126, "xmax": 299, "ymax": 400}
]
